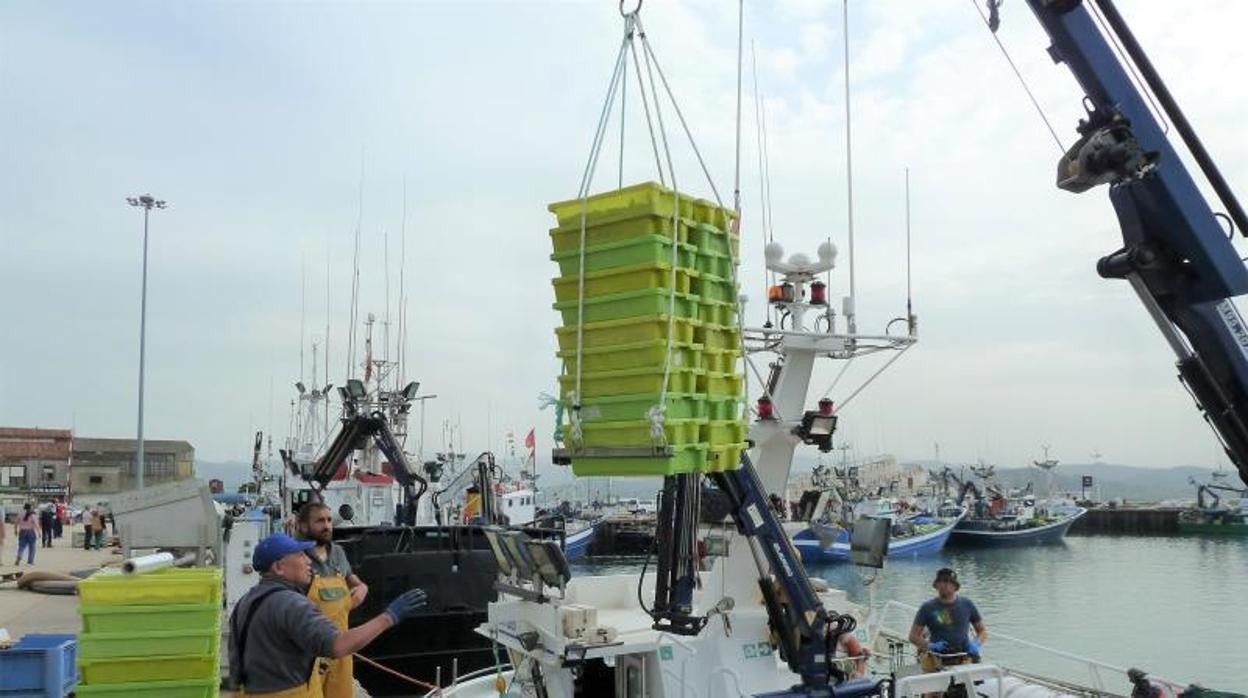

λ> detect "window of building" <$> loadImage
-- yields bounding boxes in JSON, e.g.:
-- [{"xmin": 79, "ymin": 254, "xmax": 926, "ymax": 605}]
[
  {"xmin": 89, "ymin": 475, "xmax": 103, "ymax": 485},
  {"xmin": 1, "ymin": 464, "xmax": 25, "ymax": 487},
  {"xmin": 143, "ymin": 453, "xmax": 176, "ymax": 480},
  {"xmin": 42, "ymin": 465, "xmax": 56, "ymax": 482}
]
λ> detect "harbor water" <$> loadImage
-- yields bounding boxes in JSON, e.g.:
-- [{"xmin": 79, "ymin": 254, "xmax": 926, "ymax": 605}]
[{"xmin": 575, "ymin": 535, "xmax": 1248, "ymax": 691}]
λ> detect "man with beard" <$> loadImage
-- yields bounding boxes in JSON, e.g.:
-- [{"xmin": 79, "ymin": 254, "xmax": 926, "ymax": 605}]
[{"xmin": 296, "ymin": 502, "xmax": 369, "ymax": 697}]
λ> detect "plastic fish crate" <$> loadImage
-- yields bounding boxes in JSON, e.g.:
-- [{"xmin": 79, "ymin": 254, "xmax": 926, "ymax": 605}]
[
  {"xmin": 564, "ymin": 418, "xmax": 705, "ymax": 448},
  {"xmin": 551, "ymin": 235, "xmax": 697, "ymax": 277},
  {"xmin": 551, "ymin": 263, "xmax": 695, "ymax": 303},
  {"xmin": 695, "ymin": 323, "xmax": 742, "ymax": 351},
  {"xmin": 548, "ymin": 182, "xmax": 696, "ymax": 228},
  {"xmin": 77, "ymin": 567, "xmax": 223, "ymax": 607},
  {"xmin": 78, "ymin": 653, "xmax": 218, "ymax": 685},
  {"xmin": 689, "ymin": 223, "xmax": 739, "ymax": 258},
  {"xmin": 0, "ymin": 634, "xmax": 77, "ymax": 697},
  {"xmin": 695, "ymin": 250, "xmax": 734, "ymax": 279},
  {"xmin": 690, "ymin": 198, "xmax": 737, "ymax": 227},
  {"xmin": 707, "ymin": 442, "xmax": 748, "ymax": 472},
  {"xmin": 575, "ymin": 392, "xmax": 707, "ymax": 423},
  {"xmin": 79, "ymin": 603, "xmax": 221, "ymax": 635},
  {"xmin": 558, "ymin": 340, "xmax": 703, "ymax": 374},
  {"xmin": 570, "ymin": 443, "xmax": 709, "ymax": 477},
  {"xmin": 555, "ymin": 315, "xmax": 699, "ymax": 352},
  {"xmin": 706, "ymin": 396, "xmax": 742, "ymax": 421},
  {"xmin": 699, "ymin": 371, "xmax": 745, "ymax": 398},
  {"xmin": 78, "ymin": 628, "xmax": 220, "ymax": 660},
  {"xmin": 703, "ymin": 348, "xmax": 740, "ymax": 374},
  {"xmin": 697, "ymin": 300, "xmax": 737, "ymax": 327},
  {"xmin": 554, "ymin": 289, "xmax": 699, "ymax": 326},
  {"xmin": 74, "ymin": 677, "xmax": 220, "ymax": 698},
  {"xmin": 559, "ymin": 366, "xmax": 702, "ymax": 399},
  {"xmin": 549, "ymin": 214, "xmax": 693, "ymax": 253},
  {"xmin": 701, "ymin": 420, "xmax": 749, "ymax": 445},
  {"xmin": 692, "ymin": 273, "xmax": 738, "ymax": 304}
]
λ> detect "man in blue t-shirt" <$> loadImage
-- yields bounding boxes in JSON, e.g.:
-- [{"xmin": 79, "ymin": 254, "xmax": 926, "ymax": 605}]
[{"xmin": 908, "ymin": 568, "xmax": 988, "ymax": 668}]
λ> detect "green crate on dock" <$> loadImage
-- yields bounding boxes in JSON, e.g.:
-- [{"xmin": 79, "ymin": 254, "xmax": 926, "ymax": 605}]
[
  {"xmin": 703, "ymin": 348, "xmax": 740, "ymax": 374},
  {"xmin": 700, "ymin": 371, "xmax": 744, "ymax": 397},
  {"xmin": 78, "ymin": 653, "xmax": 218, "ymax": 685},
  {"xmin": 560, "ymin": 366, "xmax": 703, "ymax": 399},
  {"xmin": 549, "ymin": 182, "xmax": 695, "ymax": 228},
  {"xmin": 706, "ymin": 396, "xmax": 741, "ymax": 421},
  {"xmin": 79, "ymin": 604, "xmax": 220, "ymax": 635},
  {"xmin": 701, "ymin": 420, "xmax": 749, "ymax": 445},
  {"xmin": 75, "ymin": 677, "xmax": 220, "ymax": 698},
  {"xmin": 571, "ymin": 443, "xmax": 709, "ymax": 477},
  {"xmin": 695, "ymin": 323, "xmax": 741, "ymax": 351},
  {"xmin": 77, "ymin": 568, "xmax": 222, "ymax": 607},
  {"xmin": 78, "ymin": 629, "xmax": 219, "ymax": 660},
  {"xmin": 576, "ymin": 392, "xmax": 707, "ymax": 423},
  {"xmin": 551, "ymin": 263, "xmax": 695, "ymax": 303},
  {"xmin": 558, "ymin": 340, "xmax": 703, "ymax": 374},
  {"xmin": 692, "ymin": 273, "xmax": 737, "ymax": 304},
  {"xmin": 697, "ymin": 300, "xmax": 737, "ymax": 327},
  {"xmin": 555, "ymin": 315, "xmax": 699, "ymax": 352},
  {"xmin": 549, "ymin": 214, "xmax": 693, "ymax": 253},
  {"xmin": 551, "ymin": 235, "xmax": 697, "ymax": 277},
  {"xmin": 707, "ymin": 442, "xmax": 748, "ymax": 472},
  {"xmin": 554, "ymin": 289, "xmax": 700, "ymax": 326},
  {"xmin": 564, "ymin": 417, "xmax": 705, "ymax": 448}
]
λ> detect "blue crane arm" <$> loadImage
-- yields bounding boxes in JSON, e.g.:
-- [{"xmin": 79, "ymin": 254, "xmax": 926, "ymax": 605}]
[{"xmin": 1018, "ymin": 0, "xmax": 1248, "ymax": 485}]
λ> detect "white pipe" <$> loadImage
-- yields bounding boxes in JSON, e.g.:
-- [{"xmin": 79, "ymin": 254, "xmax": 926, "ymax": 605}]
[{"xmin": 121, "ymin": 552, "xmax": 175, "ymax": 575}]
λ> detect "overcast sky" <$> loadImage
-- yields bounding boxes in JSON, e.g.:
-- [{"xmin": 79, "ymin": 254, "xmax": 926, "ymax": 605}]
[{"xmin": 2, "ymin": 0, "xmax": 1246, "ymax": 473}]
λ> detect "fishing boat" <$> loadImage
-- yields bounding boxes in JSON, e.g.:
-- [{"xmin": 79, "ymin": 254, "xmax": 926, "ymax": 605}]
[{"xmin": 1178, "ymin": 473, "xmax": 1248, "ymax": 536}]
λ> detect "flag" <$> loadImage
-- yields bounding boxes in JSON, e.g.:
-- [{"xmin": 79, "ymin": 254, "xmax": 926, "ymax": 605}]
[{"xmin": 524, "ymin": 428, "xmax": 535, "ymax": 450}]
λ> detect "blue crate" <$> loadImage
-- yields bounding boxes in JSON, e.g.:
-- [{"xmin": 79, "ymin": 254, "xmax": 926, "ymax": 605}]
[{"xmin": 0, "ymin": 633, "xmax": 78, "ymax": 697}]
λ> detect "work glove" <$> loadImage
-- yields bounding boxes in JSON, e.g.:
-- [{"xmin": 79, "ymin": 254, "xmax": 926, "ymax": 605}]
[
  {"xmin": 967, "ymin": 638, "xmax": 982, "ymax": 657},
  {"xmin": 927, "ymin": 640, "xmax": 950, "ymax": 654},
  {"xmin": 384, "ymin": 588, "xmax": 428, "ymax": 624}
]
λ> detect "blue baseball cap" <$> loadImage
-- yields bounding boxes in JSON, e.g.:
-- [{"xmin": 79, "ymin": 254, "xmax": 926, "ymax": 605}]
[{"xmin": 253, "ymin": 533, "xmax": 316, "ymax": 573}]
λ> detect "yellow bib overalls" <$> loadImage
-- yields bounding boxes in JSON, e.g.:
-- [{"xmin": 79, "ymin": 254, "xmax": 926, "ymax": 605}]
[{"xmin": 307, "ymin": 571, "xmax": 354, "ymax": 698}]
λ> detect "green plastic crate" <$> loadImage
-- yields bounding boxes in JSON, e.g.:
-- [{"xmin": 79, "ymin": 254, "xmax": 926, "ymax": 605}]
[
  {"xmin": 576, "ymin": 392, "xmax": 707, "ymax": 422},
  {"xmin": 78, "ymin": 628, "xmax": 219, "ymax": 660},
  {"xmin": 704, "ymin": 348, "xmax": 740, "ymax": 374},
  {"xmin": 696, "ymin": 323, "xmax": 742, "ymax": 351},
  {"xmin": 549, "ymin": 182, "xmax": 698, "ymax": 228},
  {"xmin": 700, "ymin": 371, "xmax": 745, "ymax": 397},
  {"xmin": 560, "ymin": 366, "xmax": 702, "ymax": 399},
  {"xmin": 549, "ymin": 214, "xmax": 693, "ymax": 253},
  {"xmin": 554, "ymin": 289, "xmax": 699, "ymax": 326},
  {"xmin": 77, "ymin": 568, "xmax": 222, "ymax": 607},
  {"xmin": 79, "ymin": 604, "xmax": 220, "ymax": 635},
  {"xmin": 702, "ymin": 420, "xmax": 749, "ymax": 445},
  {"xmin": 707, "ymin": 442, "xmax": 748, "ymax": 472},
  {"xmin": 706, "ymin": 396, "xmax": 742, "ymax": 421},
  {"xmin": 551, "ymin": 235, "xmax": 697, "ymax": 277},
  {"xmin": 75, "ymin": 677, "xmax": 220, "ymax": 698},
  {"xmin": 696, "ymin": 250, "xmax": 734, "ymax": 279},
  {"xmin": 571, "ymin": 443, "xmax": 709, "ymax": 477},
  {"xmin": 558, "ymin": 340, "xmax": 703, "ymax": 374},
  {"xmin": 697, "ymin": 300, "xmax": 737, "ymax": 327},
  {"xmin": 551, "ymin": 263, "xmax": 695, "ymax": 303},
  {"xmin": 564, "ymin": 417, "xmax": 705, "ymax": 448},
  {"xmin": 690, "ymin": 198, "xmax": 737, "ymax": 228},
  {"xmin": 555, "ymin": 315, "xmax": 699, "ymax": 352},
  {"xmin": 690, "ymin": 223, "xmax": 739, "ymax": 258},
  {"xmin": 78, "ymin": 653, "xmax": 218, "ymax": 684},
  {"xmin": 692, "ymin": 273, "xmax": 738, "ymax": 303}
]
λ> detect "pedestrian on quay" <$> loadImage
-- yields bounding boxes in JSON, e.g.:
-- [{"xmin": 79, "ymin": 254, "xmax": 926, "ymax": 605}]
[
  {"xmin": 83, "ymin": 507, "xmax": 95, "ymax": 550},
  {"xmin": 53, "ymin": 500, "xmax": 66, "ymax": 539},
  {"xmin": 14, "ymin": 503, "xmax": 40, "ymax": 565},
  {"xmin": 90, "ymin": 508, "xmax": 106, "ymax": 549},
  {"xmin": 228, "ymin": 533, "xmax": 428, "ymax": 697},
  {"xmin": 39, "ymin": 503, "xmax": 55, "ymax": 548},
  {"xmin": 0, "ymin": 501, "xmax": 7, "ymax": 550}
]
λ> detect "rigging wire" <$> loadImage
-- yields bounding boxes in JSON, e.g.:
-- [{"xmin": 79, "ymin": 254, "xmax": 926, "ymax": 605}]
[
  {"xmin": 970, "ymin": 0, "xmax": 1066, "ymax": 154},
  {"xmin": 750, "ymin": 41, "xmax": 774, "ymax": 326},
  {"xmin": 843, "ymin": 0, "xmax": 857, "ymax": 335}
]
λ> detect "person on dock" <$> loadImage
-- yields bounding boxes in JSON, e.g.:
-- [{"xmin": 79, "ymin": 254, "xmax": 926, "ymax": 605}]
[
  {"xmin": 229, "ymin": 532, "xmax": 426, "ymax": 698},
  {"xmin": 39, "ymin": 503, "xmax": 55, "ymax": 548},
  {"xmin": 909, "ymin": 568, "xmax": 988, "ymax": 670},
  {"xmin": 0, "ymin": 501, "xmax": 7, "ymax": 550},
  {"xmin": 90, "ymin": 508, "xmax": 105, "ymax": 549},
  {"xmin": 13, "ymin": 503, "xmax": 39, "ymax": 565},
  {"xmin": 295, "ymin": 502, "xmax": 369, "ymax": 698}
]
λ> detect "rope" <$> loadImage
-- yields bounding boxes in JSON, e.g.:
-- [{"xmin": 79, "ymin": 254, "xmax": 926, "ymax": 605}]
[{"xmin": 352, "ymin": 652, "xmax": 440, "ymax": 693}]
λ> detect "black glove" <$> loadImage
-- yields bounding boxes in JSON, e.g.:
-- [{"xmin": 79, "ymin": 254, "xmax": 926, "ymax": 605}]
[{"xmin": 384, "ymin": 588, "xmax": 428, "ymax": 624}]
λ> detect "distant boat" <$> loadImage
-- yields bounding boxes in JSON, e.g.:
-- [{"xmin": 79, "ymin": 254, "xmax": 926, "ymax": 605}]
[
  {"xmin": 938, "ymin": 466, "xmax": 1085, "ymax": 547},
  {"xmin": 790, "ymin": 511, "xmax": 963, "ymax": 562},
  {"xmin": 784, "ymin": 484, "xmax": 964, "ymax": 562},
  {"xmin": 1178, "ymin": 474, "xmax": 1248, "ymax": 536}
]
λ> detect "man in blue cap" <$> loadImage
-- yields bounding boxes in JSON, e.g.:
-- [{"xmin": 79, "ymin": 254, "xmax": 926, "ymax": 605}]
[{"xmin": 228, "ymin": 532, "xmax": 427, "ymax": 697}]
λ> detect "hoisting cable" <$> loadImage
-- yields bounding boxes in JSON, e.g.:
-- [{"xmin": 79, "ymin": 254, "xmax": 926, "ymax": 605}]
[{"xmin": 971, "ymin": 0, "xmax": 1066, "ymax": 155}]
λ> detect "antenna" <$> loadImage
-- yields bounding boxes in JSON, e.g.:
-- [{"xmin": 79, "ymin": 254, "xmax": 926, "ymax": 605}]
[
  {"xmin": 347, "ymin": 147, "xmax": 365, "ymax": 378},
  {"xmin": 398, "ymin": 176, "xmax": 408, "ymax": 385},
  {"xmin": 384, "ymin": 227, "xmax": 391, "ymax": 374},
  {"xmin": 842, "ymin": 0, "xmax": 857, "ymax": 334},
  {"xmin": 732, "ymin": 0, "xmax": 744, "ymax": 219},
  {"xmin": 905, "ymin": 167, "xmax": 913, "ymax": 328},
  {"xmin": 300, "ymin": 252, "xmax": 307, "ymax": 383}
]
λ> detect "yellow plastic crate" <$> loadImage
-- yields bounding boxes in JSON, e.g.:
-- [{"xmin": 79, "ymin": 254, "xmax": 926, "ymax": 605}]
[
  {"xmin": 550, "ymin": 235, "xmax": 698, "ymax": 277},
  {"xmin": 701, "ymin": 420, "xmax": 749, "ymax": 445},
  {"xmin": 691, "ymin": 198, "xmax": 738, "ymax": 228},
  {"xmin": 699, "ymin": 371, "xmax": 744, "ymax": 397},
  {"xmin": 549, "ymin": 182, "xmax": 698, "ymax": 228},
  {"xmin": 560, "ymin": 366, "xmax": 702, "ymax": 399},
  {"xmin": 77, "ymin": 568, "xmax": 222, "ymax": 607},
  {"xmin": 707, "ymin": 442, "xmax": 748, "ymax": 472},
  {"xmin": 570, "ymin": 443, "xmax": 709, "ymax": 477},
  {"xmin": 78, "ymin": 653, "xmax": 218, "ymax": 684},
  {"xmin": 78, "ymin": 628, "xmax": 219, "ymax": 660},
  {"xmin": 549, "ymin": 214, "xmax": 693, "ymax": 253},
  {"xmin": 551, "ymin": 263, "xmax": 695, "ymax": 303},
  {"xmin": 554, "ymin": 289, "xmax": 700, "ymax": 326},
  {"xmin": 75, "ymin": 677, "xmax": 220, "ymax": 698},
  {"xmin": 555, "ymin": 315, "xmax": 699, "ymax": 353},
  {"xmin": 692, "ymin": 272, "xmax": 738, "ymax": 304},
  {"xmin": 563, "ymin": 418, "xmax": 705, "ymax": 448},
  {"xmin": 576, "ymin": 393, "xmax": 706, "ymax": 423},
  {"xmin": 558, "ymin": 340, "xmax": 703, "ymax": 374},
  {"xmin": 697, "ymin": 300, "xmax": 737, "ymax": 327},
  {"xmin": 704, "ymin": 348, "xmax": 740, "ymax": 374},
  {"xmin": 695, "ymin": 323, "xmax": 742, "ymax": 351},
  {"xmin": 707, "ymin": 396, "xmax": 742, "ymax": 421}
]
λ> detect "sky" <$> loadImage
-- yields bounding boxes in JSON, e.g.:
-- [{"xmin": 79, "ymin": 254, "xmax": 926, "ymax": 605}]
[{"xmin": 1, "ymin": 0, "xmax": 1246, "ymax": 472}]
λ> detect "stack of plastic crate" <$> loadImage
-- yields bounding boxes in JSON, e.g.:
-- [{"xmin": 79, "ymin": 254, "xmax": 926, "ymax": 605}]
[
  {"xmin": 548, "ymin": 182, "xmax": 746, "ymax": 476},
  {"xmin": 75, "ymin": 567, "xmax": 223, "ymax": 698}
]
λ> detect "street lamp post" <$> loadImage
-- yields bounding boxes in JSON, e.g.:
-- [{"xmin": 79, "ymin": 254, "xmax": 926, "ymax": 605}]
[
  {"xmin": 413, "ymin": 394, "xmax": 437, "ymax": 461},
  {"xmin": 126, "ymin": 194, "xmax": 167, "ymax": 490}
]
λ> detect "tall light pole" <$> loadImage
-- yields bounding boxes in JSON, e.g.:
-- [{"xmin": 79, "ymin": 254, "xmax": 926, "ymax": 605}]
[
  {"xmin": 413, "ymin": 394, "xmax": 437, "ymax": 461},
  {"xmin": 126, "ymin": 194, "xmax": 167, "ymax": 490}
]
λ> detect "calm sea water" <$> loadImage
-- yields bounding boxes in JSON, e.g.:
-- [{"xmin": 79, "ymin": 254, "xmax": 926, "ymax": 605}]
[{"xmin": 575, "ymin": 535, "xmax": 1248, "ymax": 691}]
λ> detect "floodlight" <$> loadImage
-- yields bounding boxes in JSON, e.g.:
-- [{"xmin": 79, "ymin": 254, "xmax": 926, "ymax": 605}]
[
  {"xmin": 346, "ymin": 379, "xmax": 367, "ymax": 400},
  {"xmin": 498, "ymin": 531, "xmax": 537, "ymax": 580},
  {"xmin": 295, "ymin": 381, "xmax": 307, "ymax": 395},
  {"xmin": 525, "ymin": 539, "xmax": 572, "ymax": 589},
  {"xmin": 482, "ymin": 526, "xmax": 514, "ymax": 578},
  {"xmin": 793, "ymin": 410, "xmax": 839, "ymax": 452},
  {"xmin": 401, "ymin": 381, "xmax": 420, "ymax": 400}
]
